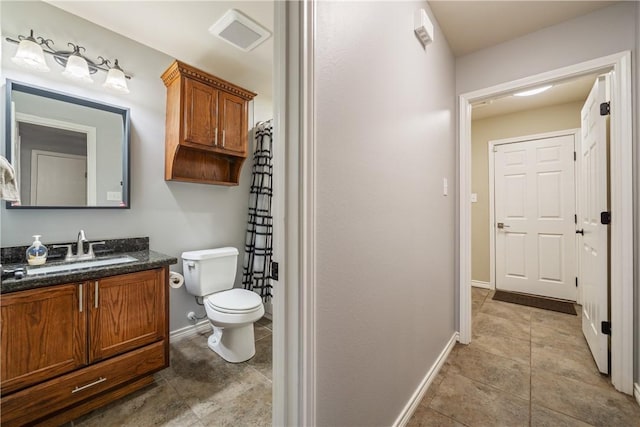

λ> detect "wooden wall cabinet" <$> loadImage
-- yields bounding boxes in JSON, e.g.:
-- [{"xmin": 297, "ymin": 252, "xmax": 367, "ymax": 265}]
[
  {"xmin": 0, "ymin": 268, "xmax": 169, "ymax": 426},
  {"xmin": 162, "ymin": 60, "xmax": 256, "ymax": 186}
]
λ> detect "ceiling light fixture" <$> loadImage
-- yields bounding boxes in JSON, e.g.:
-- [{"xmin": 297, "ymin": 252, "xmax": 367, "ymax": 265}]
[
  {"xmin": 6, "ymin": 29, "xmax": 131, "ymax": 94},
  {"xmin": 513, "ymin": 85, "xmax": 552, "ymax": 97}
]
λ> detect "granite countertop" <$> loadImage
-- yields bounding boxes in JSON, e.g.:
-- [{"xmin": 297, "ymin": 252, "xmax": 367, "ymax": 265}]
[{"xmin": 1, "ymin": 237, "xmax": 177, "ymax": 294}]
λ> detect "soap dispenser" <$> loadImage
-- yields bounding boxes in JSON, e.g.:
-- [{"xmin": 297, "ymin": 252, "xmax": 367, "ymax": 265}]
[{"xmin": 26, "ymin": 235, "xmax": 48, "ymax": 266}]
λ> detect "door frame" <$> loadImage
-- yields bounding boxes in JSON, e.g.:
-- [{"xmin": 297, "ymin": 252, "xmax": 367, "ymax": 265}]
[
  {"xmin": 487, "ymin": 129, "xmax": 581, "ymax": 302},
  {"xmin": 273, "ymin": 1, "xmax": 316, "ymax": 425},
  {"xmin": 458, "ymin": 51, "xmax": 634, "ymax": 394}
]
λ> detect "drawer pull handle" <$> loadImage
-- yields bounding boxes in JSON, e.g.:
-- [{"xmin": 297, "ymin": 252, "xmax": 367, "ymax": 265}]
[
  {"xmin": 95, "ymin": 281, "xmax": 99, "ymax": 308},
  {"xmin": 71, "ymin": 377, "xmax": 106, "ymax": 394},
  {"xmin": 79, "ymin": 284, "xmax": 83, "ymax": 313},
  {"xmin": 214, "ymin": 127, "xmax": 218, "ymax": 146},
  {"xmin": 222, "ymin": 130, "xmax": 226, "ymax": 147}
]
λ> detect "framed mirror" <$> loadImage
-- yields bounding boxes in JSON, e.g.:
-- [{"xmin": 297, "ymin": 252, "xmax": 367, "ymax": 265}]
[{"xmin": 5, "ymin": 80, "xmax": 130, "ymax": 209}]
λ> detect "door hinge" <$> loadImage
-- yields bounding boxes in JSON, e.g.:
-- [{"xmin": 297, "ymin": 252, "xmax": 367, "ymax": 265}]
[
  {"xmin": 575, "ymin": 277, "xmax": 578, "ymax": 288},
  {"xmin": 573, "ymin": 151, "xmax": 576, "ymax": 161},
  {"xmin": 600, "ymin": 102, "xmax": 610, "ymax": 116},
  {"xmin": 600, "ymin": 211, "xmax": 611, "ymax": 225},
  {"xmin": 601, "ymin": 321, "xmax": 611, "ymax": 336},
  {"xmin": 574, "ymin": 214, "xmax": 577, "ymax": 224},
  {"xmin": 271, "ymin": 261, "xmax": 279, "ymax": 281}
]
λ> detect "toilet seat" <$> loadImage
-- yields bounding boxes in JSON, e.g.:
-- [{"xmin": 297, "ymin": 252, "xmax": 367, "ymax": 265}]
[{"xmin": 206, "ymin": 288, "xmax": 262, "ymax": 314}]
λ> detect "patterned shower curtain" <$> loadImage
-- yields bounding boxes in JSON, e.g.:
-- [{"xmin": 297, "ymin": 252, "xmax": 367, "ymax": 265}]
[{"xmin": 242, "ymin": 120, "xmax": 273, "ymax": 301}]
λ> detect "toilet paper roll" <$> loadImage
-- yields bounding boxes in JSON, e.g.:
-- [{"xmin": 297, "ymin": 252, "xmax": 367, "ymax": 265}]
[{"xmin": 169, "ymin": 271, "xmax": 184, "ymax": 289}]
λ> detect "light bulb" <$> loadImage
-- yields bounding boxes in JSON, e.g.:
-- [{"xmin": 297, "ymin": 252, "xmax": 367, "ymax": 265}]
[
  {"xmin": 12, "ymin": 38, "xmax": 49, "ymax": 72},
  {"xmin": 103, "ymin": 66, "xmax": 129, "ymax": 93},
  {"xmin": 62, "ymin": 54, "xmax": 93, "ymax": 83}
]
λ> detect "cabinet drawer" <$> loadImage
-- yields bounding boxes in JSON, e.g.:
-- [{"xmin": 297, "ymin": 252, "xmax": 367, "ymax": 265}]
[{"xmin": 0, "ymin": 341, "xmax": 165, "ymax": 427}]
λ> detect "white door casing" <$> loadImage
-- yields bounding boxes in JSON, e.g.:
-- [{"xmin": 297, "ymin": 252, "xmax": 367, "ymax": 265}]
[
  {"xmin": 579, "ymin": 75, "xmax": 610, "ymax": 374},
  {"xmin": 494, "ymin": 135, "xmax": 577, "ymax": 301}
]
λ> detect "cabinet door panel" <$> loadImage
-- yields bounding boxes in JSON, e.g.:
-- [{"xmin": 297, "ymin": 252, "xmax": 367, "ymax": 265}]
[
  {"xmin": 184, "ymin": 78, "xmax": 218, "ymax": 147},
  {"xmin": 220, "ymin": 91, "xmax": 247, "ymax": 155},
  {"xmin": 1, "ymin": 284, "xmax": 86, "ymax": 394},
  {"xmin": 89, "ymin": 269, "xmax": 165, "ymax": 362}
]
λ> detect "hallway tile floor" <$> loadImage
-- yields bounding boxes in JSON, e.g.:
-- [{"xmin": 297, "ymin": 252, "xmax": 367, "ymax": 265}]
[
  {"xmin": 72, "ymin": 317, "xmax": 272, "ymax": 427},
  {"xmin": 408, "ymin": 287, "xmax": 640, "ymax": 427}
]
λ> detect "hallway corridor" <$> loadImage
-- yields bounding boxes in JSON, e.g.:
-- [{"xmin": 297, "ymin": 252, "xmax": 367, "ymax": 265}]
[{"xmin": 408, "ymin": 287, "xmax": 640, "ymax": 426}]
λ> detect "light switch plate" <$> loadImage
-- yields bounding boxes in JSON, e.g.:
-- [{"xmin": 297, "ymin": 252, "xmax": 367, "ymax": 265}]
[
  {"xmin": 471, "ymin": 193, "xmax": 478, "ymax": 203},
  {"xmin": 443, "ymin": 178, "xmax": 448, "ymax": 196},
  {"xmin": 107, "ymin": 191, "xmax": 122, "ymax": 201}
]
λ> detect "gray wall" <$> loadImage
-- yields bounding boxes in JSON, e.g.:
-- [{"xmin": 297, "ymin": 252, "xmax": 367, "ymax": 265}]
[
  {"xmin": 1, "ymin": 1, "xmax": 265, "ymax": 332},
  {"xmin": 315, "ymin": 2, "xmax": 456, "ymax": 425},
  {"xmin": 455, "ymin": 1, "xmax": 639, "ymax": 385}
]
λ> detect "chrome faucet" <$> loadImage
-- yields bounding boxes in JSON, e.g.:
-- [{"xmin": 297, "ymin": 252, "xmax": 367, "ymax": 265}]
[
  {"xmin": 53, "ymin": 230, "xmax": 105, "ymax": 262},
  {"xmin": 76, "ymin": 230, "xmax": 88, "ymax": 257}
]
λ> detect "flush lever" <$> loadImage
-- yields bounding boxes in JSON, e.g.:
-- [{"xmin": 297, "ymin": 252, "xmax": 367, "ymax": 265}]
[
  {"xmin": 187, "ymin": 261, "xmax": 195, "ymax": 270},
  {"xmin": 497, "ymin": 222, "xmax": 510, "ymax": 229}
]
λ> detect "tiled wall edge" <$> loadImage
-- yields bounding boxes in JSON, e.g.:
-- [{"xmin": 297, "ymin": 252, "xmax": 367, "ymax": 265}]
[{"xmin": 392, "ymin": 331, "xmax": 459, "ymax": 427}]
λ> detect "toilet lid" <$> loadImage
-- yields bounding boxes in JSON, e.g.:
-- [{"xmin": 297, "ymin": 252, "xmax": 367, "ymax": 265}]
[{"xmin": 206, "ymin": 288, "xmax": 263, "ymax": 313}]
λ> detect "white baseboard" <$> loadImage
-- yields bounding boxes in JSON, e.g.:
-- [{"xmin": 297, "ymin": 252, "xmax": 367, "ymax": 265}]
[
  {"xmin": 471, "ymin": 280, "xmax": 492, "ymax": 290},
  {"xmin": 170, "ymin": 319, "xmax": 211, "ymax": 342},
  {"xmin": 392, "ymin": 332, "xmax": 459, "ymax": 427},
  {"xmin": 634, "ymin": 383, "xmax": 640, "ymax": 407}
]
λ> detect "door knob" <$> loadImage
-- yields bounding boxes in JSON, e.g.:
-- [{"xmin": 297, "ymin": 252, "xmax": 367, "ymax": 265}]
[
  {"xmin": 576, "ymin": 229, "xmax": 584, "ymax": 235},
  {"xmin": 497, "ymin": 222, "xmax": 510, "ymax": 229}
]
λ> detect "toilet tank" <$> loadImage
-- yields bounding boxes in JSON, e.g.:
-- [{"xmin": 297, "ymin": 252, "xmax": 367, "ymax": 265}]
[{"xmin": 181, "ymin": 247, "xmax": 239, "ymax": 296}]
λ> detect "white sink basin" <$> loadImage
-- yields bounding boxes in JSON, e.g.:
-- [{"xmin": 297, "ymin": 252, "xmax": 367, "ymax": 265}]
[{"xmin": 26, "ymin": 255, "xmax": 138, "ymax": 276}]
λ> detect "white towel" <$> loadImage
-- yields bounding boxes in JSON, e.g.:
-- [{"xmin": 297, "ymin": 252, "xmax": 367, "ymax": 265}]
[{"xmin": 0, "ymin": 155, "xmax": 20, "ymax": 202}]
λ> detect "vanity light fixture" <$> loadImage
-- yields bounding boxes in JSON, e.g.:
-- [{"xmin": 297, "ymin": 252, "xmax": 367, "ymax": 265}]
[
  {"xmin": 513, "ymin": 85, "xmax": 553, "ymax": 97},
  {"xmin": 6, "ymin": 29, "xmax": 131, "ymax": 94}
]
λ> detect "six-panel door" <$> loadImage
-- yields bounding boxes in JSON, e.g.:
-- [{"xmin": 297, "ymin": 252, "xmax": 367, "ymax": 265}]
[
  {"xmin": 0, "ymin": 284, "xmax": 87, "ymax": 394},
  {"xmin": 89, "ymin": 269, "xmax": 165, "ymax": 362}
]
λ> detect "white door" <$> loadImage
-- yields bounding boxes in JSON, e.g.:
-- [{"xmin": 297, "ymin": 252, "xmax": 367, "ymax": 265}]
[
  {"xmin": 495, "ymin": 135, "xmax": 576, "ymax": 300},
  {"xmin": 579, "ymin": 75, "xmax": 609, "ymax": 374},
  {"xmin": 30, "ymin": 150, "xmax": 87, "ymax": 206}
]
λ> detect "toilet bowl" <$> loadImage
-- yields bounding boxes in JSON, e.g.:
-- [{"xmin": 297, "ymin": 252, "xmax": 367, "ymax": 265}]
[
  {"xmin": 181, "ymin": 248, "xmax": 265, "ymax": 363},
  {"xmin": 204, "ymin": 288, "xmax": 264, "ymax": 362}
]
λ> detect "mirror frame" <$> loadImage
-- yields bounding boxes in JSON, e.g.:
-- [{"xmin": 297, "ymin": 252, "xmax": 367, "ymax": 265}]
[{"xmin": 5, "ymin": 79, "xmax": 131, "ymax": 209}]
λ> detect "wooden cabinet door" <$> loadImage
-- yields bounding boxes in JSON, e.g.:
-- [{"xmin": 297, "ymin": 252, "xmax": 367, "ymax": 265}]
[
  {"xmin": 89, "ymin": 269, "xmax": 165, "ymax": 363},
  {"xmin": 183, "ymin": 77, "xmax": 219, "ymax": 148},
  {"xmin": 219, "ymin": 91, "xmax": 247, "ymax": 156},
  {"xmin": 1, "ymin": 284, "xmax": 87, "ymax": 394}
]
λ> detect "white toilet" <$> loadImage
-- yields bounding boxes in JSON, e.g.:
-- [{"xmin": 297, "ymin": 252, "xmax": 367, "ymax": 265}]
[{"xmin": 181, "ymin": 247, "xmax": 264, "ymax": 363}]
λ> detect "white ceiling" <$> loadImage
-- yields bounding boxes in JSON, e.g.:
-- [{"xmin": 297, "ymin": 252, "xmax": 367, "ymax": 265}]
[
  {"xmin": 472, "ymin": 73, "xmax": 599, "ymax": 120},
  {"xmin": 428, "ymin": 1, "xmax": 620, "ymax": 57},
  {"xmin": 44, "ymin": 1, "xmax": 617, "ymax": 118},
  {"xmin": 46, "ymin": 1, "xmax": 274, "ymax": 101}
]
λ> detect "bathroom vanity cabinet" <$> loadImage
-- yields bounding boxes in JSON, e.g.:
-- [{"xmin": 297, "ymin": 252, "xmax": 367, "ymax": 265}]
[
  {"xmin": 162, "ymin": 60, "xmax": 257, "ymax": 186},
  {"xmin": 0, "ymin": 268, "xmax": 169, "ymax": 426}
]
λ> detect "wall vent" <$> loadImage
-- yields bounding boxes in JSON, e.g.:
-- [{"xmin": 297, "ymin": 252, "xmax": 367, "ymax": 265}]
[{"xmin": 209, "ymin": 9, "xmax": 271, "ymax": 52}]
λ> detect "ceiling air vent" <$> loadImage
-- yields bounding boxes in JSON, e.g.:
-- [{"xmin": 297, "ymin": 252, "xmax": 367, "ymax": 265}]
[{"xmin": 209, "ymin": 9, "xmax": 271, "ymax": 52}]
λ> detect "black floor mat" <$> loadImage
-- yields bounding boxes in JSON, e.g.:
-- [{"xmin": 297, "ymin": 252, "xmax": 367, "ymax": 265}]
[{"xmin": 493, "ymin": 290, "xmax": 577, "ymax": 315}]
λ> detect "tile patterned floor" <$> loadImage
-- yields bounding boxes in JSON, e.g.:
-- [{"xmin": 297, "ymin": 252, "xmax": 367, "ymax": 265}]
[
  {"xmin": 408, "ymin": 287, "xmax": 640, "ymax": 427},
  {"xmin": 72, "ymin": 317, "xmax": 272, "ymax": 427}
]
